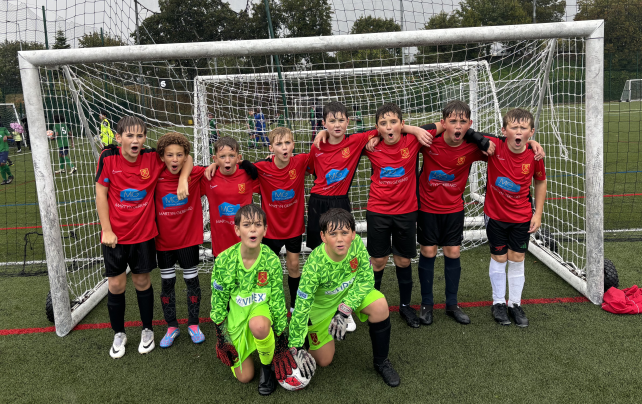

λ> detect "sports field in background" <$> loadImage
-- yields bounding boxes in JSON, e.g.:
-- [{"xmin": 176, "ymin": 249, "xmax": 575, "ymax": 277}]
[{"xmin": 0, "ymin": 102, "xmax": 641, "ymax": 402}]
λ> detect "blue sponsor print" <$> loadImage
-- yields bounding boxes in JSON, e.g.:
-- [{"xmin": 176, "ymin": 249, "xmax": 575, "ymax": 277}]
[
  {"xmin": 380, "ymin": 166, "xmax": 405, "ymax": 179},
  {"xmin": 103, "ymin": 178, "xmax": 110, "ymax": 183},
  {"xmin": 495, "ymin": 177, "xmax": 520, "ymax": 193},
  {"xmin": 297, "ymin": 289, "xmax": 309, "ymax": 299},
  {"xmin": 428, "ymin": 170, "xmax": 455, "ymax": 182},
  {"xmin": 218, "ymin": 202, "xmax": 241, "ymax": 217},
  {"xmin": 272, "ymin": 188, "xmax": 295, "ymax": 202},
  {"xmin": 120, "ymin": 188, "xmax": 146, "ymax": 202},
  {"xmin": 162, "ymin": 193, "xmax": 188, "ymax": 209},
  {"xmin": 326, "ymin": 168, "xmax": 349, "ymax": 185},
  {"xmin": 212, "ymin": 280, "xmax": 224, "ymax": 291}
]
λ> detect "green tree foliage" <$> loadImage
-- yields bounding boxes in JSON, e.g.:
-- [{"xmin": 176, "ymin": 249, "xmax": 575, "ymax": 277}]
[
  {"xmin": 457, "ymin": 0, "xmax": 530, "ymax": 27},
  {"xmin": 518, "ymin": 0, "xmax": 566, "ymax": 23},
  {"xmin": 0, "ymin": 41, "xmax": 46, "ymax": 92},
  {"xmin": 279, "ymin": 0, "xmax": 333, "ymax": 66},
  {"xmin": 337, "ymin": 16, "xmax": 401, "ymax": 68},
  {"xmin": 78, "ymin": 32, "xmax": 127, "ymax": 48},
  {"xmin": 416, "ymin": 11, "xmax": 468, "ymax": 63},
  {"xmin": 52, "ymin": 30, "xmax": 71, "ymax": 49}
]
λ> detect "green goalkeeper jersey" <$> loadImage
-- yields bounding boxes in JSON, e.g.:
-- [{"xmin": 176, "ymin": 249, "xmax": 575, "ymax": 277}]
[
  {"xmin": 288, "ymin": 235, "xmax": 373, "ymax": 348},
  {"xmin": 210, "ymin": 243, "xmax": 288, "ymax": 339},
  {"xmin": 53, "ymin": 123, "xmax": 70, "ymax": 148},
  {"xmin": 0, "ymin": 126, "xmax": 10, "ymax": 152}
]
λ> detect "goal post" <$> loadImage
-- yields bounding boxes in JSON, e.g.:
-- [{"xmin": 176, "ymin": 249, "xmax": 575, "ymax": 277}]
[
  {"xmin": 19, "ymin": 20, "xmax": 605, "ymax": 336},
  {"xmin": 620, "ymin": 79, "xmax": 642, "ymax": 102}
]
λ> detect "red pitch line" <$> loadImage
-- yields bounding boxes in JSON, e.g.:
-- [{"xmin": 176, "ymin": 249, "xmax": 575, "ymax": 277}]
[
  {"xmin": 0, "ymin": 222, "xmax": 99, "ymax": 231},
  {"xmin": 0, "ymin": 296, "xmax": 589, "ymax": 336}
]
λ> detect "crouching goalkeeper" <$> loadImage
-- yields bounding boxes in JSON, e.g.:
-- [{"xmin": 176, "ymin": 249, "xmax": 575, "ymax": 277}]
[{"xmin": 283, "ymin": 208, "xmax": 401, "ymax": 387}]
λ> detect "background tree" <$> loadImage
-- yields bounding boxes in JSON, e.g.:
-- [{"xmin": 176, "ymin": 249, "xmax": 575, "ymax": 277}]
[
  {"xmin": 52, "ymin": 30, "xmax": 70, "ymax": 49},
  {"xmin": 78, "ymin": 32, "xmax": 127, "ymax": 48},
  {"xmin": 337, "ymin": 16, "xmax": 401, "ymax": 68},
  {"xmin": 518, "ymin": 0, "xmax": 566, "ymax": 23},
  {"xmin": 0, "ymin": 41, "xmax": 46, "ymax": 94},
  {"xmin": 416, "ymin": 11, "xmax": 467, "ymax": 63},
  {"xmin": 279, "ymin": 0, "xmax": 333, "ymax": 66},
  {"xmin": 457, "ymin": 0, "xmax": 530, "ymax": 27}
]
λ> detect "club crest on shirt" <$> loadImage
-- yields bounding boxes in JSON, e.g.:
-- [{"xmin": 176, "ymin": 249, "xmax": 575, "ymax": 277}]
[
  {"xmin": 350, "ymin": 257, "xmax": 359, "ymax": 272},
  {"xmin": 310, "ymin": 333, "xmax": 319, "ymax": 345},
  {"xmin": 457, "ymin": 156, "xmax": 466, "ymax": 166},
  {"xmin": 522, "ymin": 164, "xmax": 531, "ymax": 174},
  {"xmin": 289, "ymin": 169, "xmax": 297, "ymax": 180},
  {"xmin": 536, "ymin": 171, "xmax": 543, "ymax": 177},
  {"xmin": 140, "ymin": 168, "xmax": 150, "ymax": 179},
  {"xmin": 187, "ymin": 175, "xmax": 192, "ymax": 184},
  {"xmin": 238, "ymin": 183, "xmax": 246, "ymax": 193},
  {"xmin": 257, "ymin": 271, "xmax": 268, "ymax": 287},
  {"xmin": 341, "ymin": 147, "xmax": 350, "ymax": 158},
  {"xmin": 400, "ymin": 148, "xmax": 410, "ymax": 159}
]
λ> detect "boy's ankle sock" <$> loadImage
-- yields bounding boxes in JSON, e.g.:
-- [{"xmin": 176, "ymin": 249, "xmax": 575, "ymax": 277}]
[
  {"xmin": 489, "ymin": 258, "xmax": 508, "ymax": 305},
  {"xmin": 444, "ymin": 256, "xmax": 462, "ymax": 307},
  {"xmin": 160, "ymin": 276, "xmax": 178, "ymax": 328},
  {"xmin": 107, "ymin": 290, "xmax": 126, "ymax": 333},
  {"xmin": 368, "ymin": 316, "xmax": 391, "ymax": 366},
  {"xmin": 136, "ymin": 286, "xmax": 154, "ymax": 331},
  {"xmin": 254, "ymin": 328, "xmax": 275, "ymax": 365},
  {"xmin": 287, "ymin": 275, "xmax": 300, "ymax": 311},
  {"xmin": 374, "ymin": 269, "xmax": 384, "ymax": 291},
  {"xmin": 395, "ymin": 265, "xmax": 413, "ymax": 306},
  {"xmin": 507, "ymin": 260, "xmax": 525, "ymax": 307},
  {"xmin": 417, "ymin": 254, "xmax": 436, "ymax": 306},
  {"xmin": 184, "ymin": 274, "xmax": 201, "ymax": 326}
]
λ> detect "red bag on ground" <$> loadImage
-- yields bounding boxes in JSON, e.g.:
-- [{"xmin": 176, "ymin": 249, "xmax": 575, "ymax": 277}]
[{"xmin": 602, "ymin": 285, "xmax": 642, "ymax": 314}]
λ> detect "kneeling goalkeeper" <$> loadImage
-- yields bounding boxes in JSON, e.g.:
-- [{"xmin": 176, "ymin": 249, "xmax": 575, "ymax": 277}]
[{"xmin": 287, "ymin": 208, "xmax": 400, "ymax": 387}]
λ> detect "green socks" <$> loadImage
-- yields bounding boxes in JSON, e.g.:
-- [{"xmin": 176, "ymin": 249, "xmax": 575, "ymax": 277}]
[
  {"xmin": 1, "ymin": 165, "xmax": 10, "ymax": 180},
  {"xmin": 254, "ymin": 327, "xmax": 275, "ymax": 366}
]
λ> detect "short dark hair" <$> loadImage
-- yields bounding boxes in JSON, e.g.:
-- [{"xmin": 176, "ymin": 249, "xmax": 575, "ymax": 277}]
[
  {"xmin": 442, "ymin": 100, "xmax": 471, "ymax": 120},
  {"xmin": 503, "ymin": 108, "xmax": 534, "ymax": 129},
  {"xmin": 214, "ymin": 136, "xmax": 240, "ymax": 154},
  {"xmin": 116, "ymin": 116, "xmax": 147, "ymax": 135},
  {"xmin": 53, "ymin": 114, "xmax": 64, "ymax": 123},
  {"xmin": 323, "ymin": 101, "xmax": 349, "ymax": 121},
  {"xmin": 319, "ymin": 208, "xmax": 356, "ymax": 233},
  {"xmin": 375, "ymin": 103, "xmax": 402, "ymax": 124},
  {"xmin": 157, "ymin": 132, "xmax": 191, "ymax": 156},
  {"xmin": 234, "ymin": 204, "xmax": 267, "ymax": 227}
]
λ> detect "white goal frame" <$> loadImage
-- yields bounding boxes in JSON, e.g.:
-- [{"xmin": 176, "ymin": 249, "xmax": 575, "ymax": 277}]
[
  {"xmin": 19, "ymin": 20, "xmax": 605, "ymax": 336},
  {"xmin": 620, "ymin": 79, "xmax": 642, "ymax": 102}
]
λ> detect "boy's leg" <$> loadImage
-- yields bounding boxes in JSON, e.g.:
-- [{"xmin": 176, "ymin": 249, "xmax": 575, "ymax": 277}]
[
  {"xmin": 505, "ymin": 222, "xmax": 530, "ymax": 327},
  {"xmin": 177, "ymin": 246, "xmax": 202, "ymax": 332},
  {"xmin": 103, "ymin": 243, "xmax": 129, "ymax": 358},
  {"xmin": 366, "ymin": 211, "xmax": 393, "ymax": 291},
  {"xmin": 285, "ymin": 235, "xmax": 303, "ymax": 312},
  {"xmin": 129, "ymin": 238, "xmax": 158, "ymax": 353},
  {"xmin": 441, "ymin": 211, "xmax": 469, "ymax": 324},
  {"xmin": 248, "ymin": 310, "xmax": 277, "ymax": 395},
  {"xmin": 485, "ymin": 216, "xmax": 511, "ymax": 325},
  {"xmin": 307, "ymin": 313, "xmax": 336, "ymax": 367},
  {"xmin": 157, "ymin": 249, "xmax": 179, "ymax": 348},
  {"xmin": 305, "ymin": 194, "xmax": 327, "ymax": 251},
  {"xmin": 417, "ymin": 211, "xmax": 438, "ymax": 324},
  {"xmin": 390, "ymin": 212, "xmax": 419, "ymax": 328}
]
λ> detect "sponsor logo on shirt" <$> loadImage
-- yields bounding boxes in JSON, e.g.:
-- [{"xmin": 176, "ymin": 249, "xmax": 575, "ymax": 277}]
[
  {"xmin": 210, "ymin": 185, "xmax": 218, "ymax": 189},
  {"xmin": 380, "ymin": 166, "xmax": 405, "ymax": 179},
  {"xmin": 341, "ymin": 147, "xmax": 350, "ymax": 158},
  {"xmin": 325, "ymin": 277, "xmax": 355, "ymax": 295},
  {"xmin": 238, "ymin": 183, "xmax": 246, "ymax": 193},
  {"xmin": 297, "ymin": 289, "xmax": 308, "ymax": 299},
  {"xmin": 104, "ymin": 178, "xmax": 110, "ymax": 183},
  {"xmin": 257, "ymin": 271, "xmax": 268, "ymax": 287},
  {"xmin": 289, "ymin": 169, "xmax": 297, "ymax": 180},
  {"xmin": 218, "ymin": 202, "xmax": 241, "ymax": 217},
  {"xmin": 315, "ymin": 153, "xmax": 324, "ymax": 157},
  {"xmin": 522, "ymin": 164, "xmax": 531, "ymax": 174},
  {"xmin": 457, "ymin": 156, "xmax": 466, "ymax": 166},
  {"xmin": 112, "ymin": 170, "xmax": 122, "ymax": 174},
  {"xmin": 429, "ymin": 170, "xmax": 455, "ymax": 183},
  {"xmin": 272, "ymin": 189, "xmax": 295, "ymax": 202},
  {"xmin": 120, "ymin": 188, "xmax": 146, "ymax": 202},
  {"xmin": 350, "ymin": 257, "xmax": 359, "ymax": 272},
  {"xmin": 140, "ymin": 168, "xmax": 150, "ymax": 180},
  {"xmin": 235, "ymin": 293, "xmax": 266, "ymax": 307},
  {"xmin": 162, "ymin": 193, "xmax": 188, "ymax": 209},
  {"xmin": 212, "ymin": 279, "xmax": 224, "ymax": 291},
  {"xmin": 495, "ymin": 177, "xmax": 520, "ymax": 193},
  {"xmin": 401, "ymin": 148, "xmax": 410, "ymax": 159},
  {"xmin": 326, "ymin": 168, "xmax": 349, "ymax": 185},
  {"xmin": 428, "ymin": 149, "xmax": 439, "ymax": 156}
]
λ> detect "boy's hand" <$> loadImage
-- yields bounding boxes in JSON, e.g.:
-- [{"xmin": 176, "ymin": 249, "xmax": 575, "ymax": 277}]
[
  {"xmin": 328, "ymin": 302, "xmax": 352, "ymax": 341},
  {"xmin": 313, "ymin": 130, "xmax": 328, "ymax": 149},
  {"xmin": 528, "ymin": 140, "xmax": 545, "ymax": 160},
  {"xmin": 177, "ymin": 178, "xmax": 189, "ymax": 200},
  {"xmin": 483, "ymin": 141, "xmax": 496, "ymax": 157},
  {"xmin": 365, "ymin": 136, "xmax": 381, "ymax": 152},
  {"xmin": 290, "ymin": 347, "xmax": 316, "ymax": 378},
  {"xmin": 204, "ymin": 161, "xmax": 218, "ymax": 181},
  {"xmin": 529, "ymin": 215, "xmax": 542, "ymax": 234},
  {"xmin": 273, "ymin": 333, "xmax": 297, "ymax": 381},
  {"xmin": 2, "ymin": 136, "xmax": 6, "ymax": 142},
  {"xmin": 101, "ymin": 230, "xmax": 118, "ymax": 248},
  {"xmin": 215, "ymin": 323, "xmax": 239, "ymax": 367},
  {"xmin": 405, "ymin": 126, "xmax": 433, "ymax": 147}
]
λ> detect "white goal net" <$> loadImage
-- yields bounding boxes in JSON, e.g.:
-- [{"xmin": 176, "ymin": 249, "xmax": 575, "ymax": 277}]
[{"xmin": 620, "ymin": 79, "xmax": 642, "ymax": 102}]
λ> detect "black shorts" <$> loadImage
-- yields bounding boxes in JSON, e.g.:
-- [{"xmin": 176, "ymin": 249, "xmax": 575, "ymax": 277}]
[
  {"xmin": 103, "ymin": 238, "xmax": 157, "ymax": 277},
  {"xmin": 366, "ymin": 210, "xmax": 417, "ymax": 259},
  {"xmin": 485, "ymin": 216, "xmax": 531, "ymax": 255},
  {"xmin": 417, "ymin": 210, "xmax": 464, "ymax": 247},
  {"xmin": 156, "ymin": 245, "xmax": 200, "ymax": 269},
  {"xmin": 306, "ymin": 193, "xmax": 351, "ymax": 250},
  {"xmin": 263, "ymin": 235, "xmax": 303, "ymax": 256}
]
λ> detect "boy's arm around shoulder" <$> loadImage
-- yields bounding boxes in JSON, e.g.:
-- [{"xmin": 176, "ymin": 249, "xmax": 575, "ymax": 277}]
[
  {"xmin": 266, "ymin": 252, "xmax": 288, "ymax": 336},
  {"xmin": 342, "ymin": 238, "xmax": 374, "ymax": 311},
  {"xmin": 403, "ymin": 124, "xmax": 433, "ymax": 147},
  {"xmin": 288, "ymin": 258, "xmax": 320, "ymax": 348}
]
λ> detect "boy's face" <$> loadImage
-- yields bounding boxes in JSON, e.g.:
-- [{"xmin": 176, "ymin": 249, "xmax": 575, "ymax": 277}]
[
  {"xmin": 321, "ymin": 224, "xmax": 356, "ymax": 259},
  {"xmin": 234, "ymin": 213, "xmax": 266, "ymax": 249},
  {"xmin": 376, "ymin": 112, "xmax": 404, "ymax": 145},
  {"xmin": 323, "ymin": 112, "xmax": 349, "ymax": 141},
  {"xmin": 214, "ymin": 145, "xmax": 241, "ymax": 176},
  {"xmin": 269, "ymin": 134, "xmax": 294, "ymax": 164},
  {"xmin": 116, "ymin": 125, "xmax": 146, "ymax": 162},
  {"xmin": 160, "ymin": 144, "xmax": 188, "ymax": 175},
  {"xmin": 502, "ymin": 119, "xmax": 534, "ymax": 153},
  {"xmin": 441, "ymin": 112, "xmax": 472, "ymax": 146}
]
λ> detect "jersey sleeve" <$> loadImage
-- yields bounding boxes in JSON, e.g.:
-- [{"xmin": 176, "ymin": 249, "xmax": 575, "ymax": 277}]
[
  {"xmin": 353, "ymin": 129, "xmax": 380, "ymax": 149},
  {"xmin": 342, "ymin": 239, "xmax": 375, "ymax": 310},
  {"xmin": 534, "ymin": 158, "xmax": 546, "ymax": 181},
  {"xmin": 210, "ymin": 252, "xmax": 234, "ymax": 325},
  {"xmin": 288, "ymin": 258, "xmax": 321, "ymax": 348},
  {"xmin": 266, "ymin": 251, "xmax": 288, "ymax": 336},
  {"xmin": 95, "ymin": 146, "xmax": 118, "ymax": 185}
]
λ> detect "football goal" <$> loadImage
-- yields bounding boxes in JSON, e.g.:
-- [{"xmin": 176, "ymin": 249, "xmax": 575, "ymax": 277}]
[
  {"xmin": 620, "ymin": 79, "xmax": 642, "ymax": 102},
  {"xmin": 18, "ymin": 20, "xmax": 606, "ymax": 336}
]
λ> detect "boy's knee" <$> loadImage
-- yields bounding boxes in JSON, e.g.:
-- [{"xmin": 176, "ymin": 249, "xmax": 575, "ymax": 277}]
[
  {"xmin": 371, "ymin": 257, "xmax": 388, "ymax": 271},
  {"xmin": 131, "ymin": 273, "xmax": 151, "ymax": 290},
  {"xmin": 316, "ymin": 356, "xmax": 333, "ymax": 368},
  {"xmin": 249, "ymin": 316, "xmax": 271, "ymax": 339},
  {"xmin": 108, "ymin": 276, "xmax": 127, "ymax": 294},
  {"xmin": 235, "ymin": 369, "xmax": 254, "ymax": 384},
  {"xmin": 443, "ymin": 246, "xmax": 461, "ymax": 259},
  {"xmin": 507, "ymin": 250, "xmax": 525, "ymax": 262},
  {"xmin": 491, "ymin": 254, "xmax": 508, "ymax": 263},
  {"xmin": 420, "ymin": 245, "xmax": 437, "ymax": 258},
  {"xmin": 366, "ymin": 298, "xmax": 389, "ymax": 322},
  {"xmin": 393, "ymin": 255, "xmax": 410, "ymax": 268}
]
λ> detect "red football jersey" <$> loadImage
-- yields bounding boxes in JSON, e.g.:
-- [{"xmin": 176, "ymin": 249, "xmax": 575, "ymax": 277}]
[
  {"xmin": 254, "ymin": 154, "xmax": 310, "ymax": 240},
  {"xmin": 364, "ymin": 134, "xmax": 424, "ymax": 214},
  {"xmin": 309, "ymin": 129, "xmax": 378, "ymax": 196},
  {"xmin": 484, "ymin": 138, "xmax": 546, "ymax": 223},
  {"xmin": 201, "ymin": 166, "xmax": 259, "ymax": 257},
  {"xmin": 419, "ymin": 134, "xmax": 485, "ymax": 214},
  {"xmin": 95, "ymin": 147, "xmax": 165, "ymax": 244},
  {"xmin": 155, "ymin": 166, "xmax": 206, "ymax": 251}
]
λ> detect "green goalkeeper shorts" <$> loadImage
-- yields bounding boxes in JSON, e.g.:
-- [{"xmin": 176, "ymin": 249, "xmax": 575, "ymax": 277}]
[
  {"xmin": 231, "ymin": 303, "xmax": 272, "ymax": 372},
  {"xmin": 307, "ymin": 289, "xmax": 384, "ymax": 351}
]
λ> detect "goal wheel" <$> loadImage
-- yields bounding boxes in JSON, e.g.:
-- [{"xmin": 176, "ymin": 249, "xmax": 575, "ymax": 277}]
[
  {"xmin": 45, "ymin": 290, "xmax": 55, "ymax": 323},
  {"xmin": 604, "ymin": 258, "xmax": 619, "ymax": 291},
  {"xmin": 536, "ymin": 226, "xmax": 558, "ymax": 253}
]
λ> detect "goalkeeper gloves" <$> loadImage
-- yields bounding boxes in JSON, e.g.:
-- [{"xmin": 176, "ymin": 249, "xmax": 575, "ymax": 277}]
[
  {"xmin": 464, "ymin": 128, "xmax": 491, "ymax": 151},
  {"xmin": 273, "ymin": 332, "xmax": 297, "ymax": 381},
  {"xmin": 328, "ymin": 302, "xmax": 352, "ymax": 341},
  {"xmin": 215, "ymin": 323, "xmax": 239, "ymax": 367},
  {"xmin": 239, "ymin": 160, "xmax": 258, "ymax": 180},
  {"xmin": 290, "ymin": 347, "xmax": 316, "ymax": 378}
]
